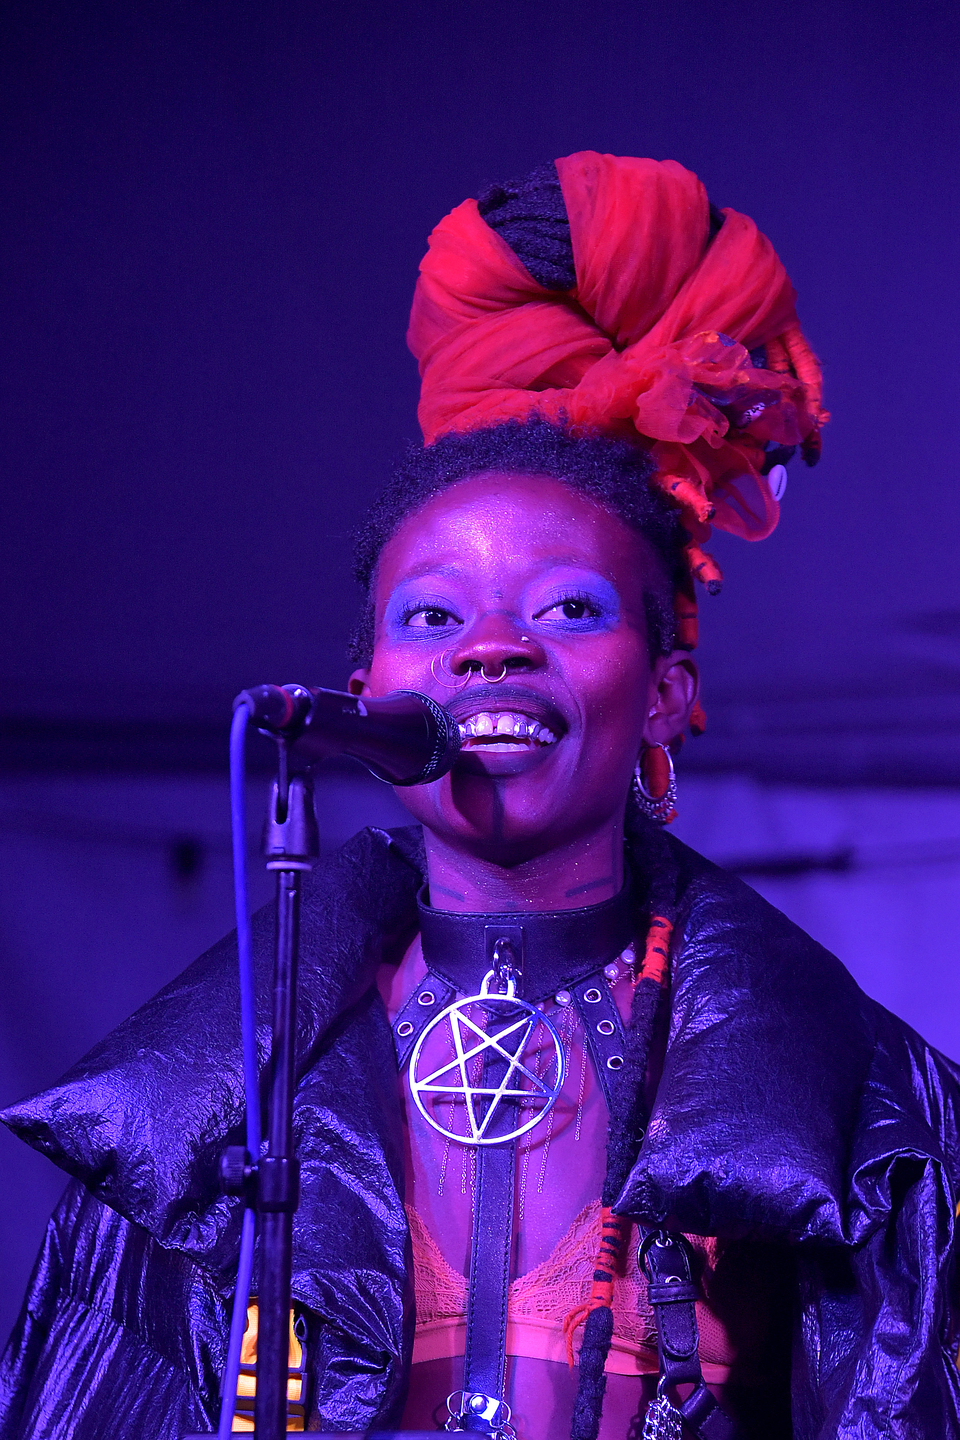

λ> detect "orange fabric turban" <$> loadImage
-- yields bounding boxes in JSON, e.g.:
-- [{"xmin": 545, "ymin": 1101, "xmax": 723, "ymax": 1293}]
[{"xmin": 407, "ymin": 151, "xmax": 826, "ymax": 554}]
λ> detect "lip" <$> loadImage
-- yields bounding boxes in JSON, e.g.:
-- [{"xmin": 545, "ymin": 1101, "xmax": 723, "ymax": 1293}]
[
  {"xmin": 442, "ymin": 682, "xmax": 569, "ymax": 774},
  {"xmin": 444, "ymin": 683, "xmax": 568, "ymax": 736}
]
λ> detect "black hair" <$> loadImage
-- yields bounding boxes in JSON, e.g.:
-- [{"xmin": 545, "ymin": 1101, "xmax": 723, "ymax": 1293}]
[{"xmin": 349, "ymin": 414, "xmax": 689, "ymax": 666}]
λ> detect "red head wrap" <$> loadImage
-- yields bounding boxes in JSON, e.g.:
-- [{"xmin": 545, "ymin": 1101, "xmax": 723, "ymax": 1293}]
[{"xmin": 407, "ymin": 151, "xmax": 826, "ymax": 569}]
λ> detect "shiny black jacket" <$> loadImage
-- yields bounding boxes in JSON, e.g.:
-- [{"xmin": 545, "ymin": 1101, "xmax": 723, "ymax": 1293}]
[{"xmin": 2, "ymin": 821, "xmax": 960, "ymax": 1438}]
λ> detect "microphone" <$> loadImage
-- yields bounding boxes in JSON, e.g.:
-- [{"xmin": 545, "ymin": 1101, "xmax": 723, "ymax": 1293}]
[{"xmin": 234, "ymin": 684, "xmax": 461, "ymax": 786}]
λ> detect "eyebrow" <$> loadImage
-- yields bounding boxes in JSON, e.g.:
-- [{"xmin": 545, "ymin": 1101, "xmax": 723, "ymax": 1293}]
[
  {"xmin": 388, "ymin": 562, "xmax": 467, "ymax": 585},
  {"xmin": 391, "ymin": 558, "xmax": 617, "ymax": 584},
  {"xmin": 537, "ymin": 559, "xmax": 618, "ymax": 576}
]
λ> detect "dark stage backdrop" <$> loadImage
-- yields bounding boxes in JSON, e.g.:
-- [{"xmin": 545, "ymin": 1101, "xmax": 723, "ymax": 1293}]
[
  {"xmin": 1, "ymin": 0, "xmax": 959, "ymax": 776},
  {"xmin": 1, "ymin": 0, "xmax": 959, "ymax": 1353}
]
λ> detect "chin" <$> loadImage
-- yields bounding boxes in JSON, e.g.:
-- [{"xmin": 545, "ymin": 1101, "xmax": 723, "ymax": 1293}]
[{"xmin": 402, "ymin": 767, "xmax": 617, "ymax": 866}]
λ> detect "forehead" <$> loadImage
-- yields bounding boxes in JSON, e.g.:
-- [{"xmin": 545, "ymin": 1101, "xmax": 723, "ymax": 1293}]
[{"xmin": 375, "ymin": 471, "xmax": 658, "ymax": 595}]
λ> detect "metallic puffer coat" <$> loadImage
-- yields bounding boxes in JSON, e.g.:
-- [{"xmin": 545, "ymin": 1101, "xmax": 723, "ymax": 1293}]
[{"xmin": 1, "ymin": 820, "xmax": 959, "ymax": 1438}]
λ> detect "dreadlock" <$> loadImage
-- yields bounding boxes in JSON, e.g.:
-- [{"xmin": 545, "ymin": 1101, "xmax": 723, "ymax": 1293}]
[{"xmin": 566, "ymin": 806, "xmax": 681, "ymax": 1440}]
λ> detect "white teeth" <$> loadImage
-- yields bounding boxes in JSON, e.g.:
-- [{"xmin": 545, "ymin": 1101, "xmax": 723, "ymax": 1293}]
[{"xmin": 457, "ymin": 711, "xmax": 559, "ymax": 746}]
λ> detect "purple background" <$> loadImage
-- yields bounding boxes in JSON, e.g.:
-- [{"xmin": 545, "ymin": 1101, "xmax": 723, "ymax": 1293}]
[
  {"xmin": 1, "ymin": 0, "xmax": 959, "ymax": 1348},
  {"xmin": 2, "ymin": 0, "xmax": 959, "ymax": 766}
]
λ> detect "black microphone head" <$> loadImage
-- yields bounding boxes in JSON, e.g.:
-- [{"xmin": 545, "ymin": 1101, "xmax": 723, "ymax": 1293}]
[
  {"xmin": 236, "ymin": 684, "xmax": 461, "ymax": 785},
  {"xmin": 389, "ymin": 690, "xmax": 462, "ymax": 785}
]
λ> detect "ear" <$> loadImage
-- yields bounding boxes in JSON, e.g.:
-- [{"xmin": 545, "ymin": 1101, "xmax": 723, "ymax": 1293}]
[
  {"xmin": 642, "ymin": 654, "xmax": 699, "ymax": 747},
  {"xmin": 348, "ymin": 669, "xmax": 371, "ymax": 697}
]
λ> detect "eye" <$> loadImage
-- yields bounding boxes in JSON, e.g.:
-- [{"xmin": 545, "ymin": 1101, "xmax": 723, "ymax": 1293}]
[
  {"xmin": 555, "ymin": 599, "xmax": 593, "ymax": 621},
  {"xmin": 534, "ymin": 594, "xmax": 603, "ymax": 624},
  {"xmin": 403, "ymin": 605, "xmax": 459, "ymax": 629}
]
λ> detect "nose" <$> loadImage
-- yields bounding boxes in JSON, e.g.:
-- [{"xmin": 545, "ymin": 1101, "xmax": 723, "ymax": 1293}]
[{"xmin": 449, "ymin": 614, "xmax": 546, "ymax": 680}]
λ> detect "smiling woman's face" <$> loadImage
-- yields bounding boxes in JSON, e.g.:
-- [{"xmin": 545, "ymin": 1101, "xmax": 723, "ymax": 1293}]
[{"xmin": 351, "ymin": 471, "xmax": 682, "ymax": 865}]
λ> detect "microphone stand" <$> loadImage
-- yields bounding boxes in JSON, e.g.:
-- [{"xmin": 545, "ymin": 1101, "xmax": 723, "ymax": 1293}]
[
  {"xmin": 254, "ymin": 756, "xmax": 318, "ymax": 1439},
  {"xmin": 192, "ymin": 686, "xmax": 460, "ymax": 1439}
]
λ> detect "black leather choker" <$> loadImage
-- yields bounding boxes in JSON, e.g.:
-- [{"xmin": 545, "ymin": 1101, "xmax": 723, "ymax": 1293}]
[{"xmin": 417, "ymin": 879, "xmax": 636, "ymax": 1005}]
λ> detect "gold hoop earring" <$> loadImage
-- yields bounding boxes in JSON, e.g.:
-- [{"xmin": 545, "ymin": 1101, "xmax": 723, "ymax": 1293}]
[{"xmin": 634, "ymin": 743, "xmax": 678, "ymax": 825}]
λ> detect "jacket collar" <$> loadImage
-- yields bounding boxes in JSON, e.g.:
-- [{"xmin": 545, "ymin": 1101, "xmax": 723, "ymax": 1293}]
[
  {"xmin": 616, "ymin": 825, "xmax": 956, "ymax": 1246},
  {"xmin": 0, "ymin": 823, "xmax": 425, "ymax": 1250},
  {"xmin": 4, "ymin": 819, "xmax": 951, "ymax": 1255}
]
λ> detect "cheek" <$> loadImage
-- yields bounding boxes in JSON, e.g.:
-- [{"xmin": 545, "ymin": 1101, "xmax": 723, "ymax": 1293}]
[
  {"xmin": 575, "ymin": 637, "xmax": 652, "ymax": 726},
  {"xmin": 366, "ymin": 638, "xmax": 425, "ymax": 691}
]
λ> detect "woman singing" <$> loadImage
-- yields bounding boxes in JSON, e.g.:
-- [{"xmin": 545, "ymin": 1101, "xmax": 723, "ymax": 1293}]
[{"xmin": 3, "ymin": 153, "xmax": 959, "ymax": 1440}]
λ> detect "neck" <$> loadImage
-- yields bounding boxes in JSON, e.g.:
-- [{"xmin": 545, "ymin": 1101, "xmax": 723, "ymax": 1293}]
[{"xmin": 421, "ymin": 818, "xmax": 625, "ymax": 913}]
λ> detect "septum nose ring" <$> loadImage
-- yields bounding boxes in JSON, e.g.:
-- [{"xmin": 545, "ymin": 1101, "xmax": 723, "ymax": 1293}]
[{"xmin": 430, "ymin": 650, "xmax": 510, "ymax": 687}]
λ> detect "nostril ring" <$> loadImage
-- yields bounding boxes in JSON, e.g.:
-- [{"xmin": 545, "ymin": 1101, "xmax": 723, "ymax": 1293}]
[
  {"xmin": 431, "ymin": 650, "xmax": 470, "ymax": 690},
  {"xmin": 480, "ymin": 661, "xmax": 509, "ymax": 683}
]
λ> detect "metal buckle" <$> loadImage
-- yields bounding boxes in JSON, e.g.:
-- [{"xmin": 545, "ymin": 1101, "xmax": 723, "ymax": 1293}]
[
  {"xmin": 444, "ymin": 1390, "xmax": 517, "ymax": 1438},
  {"xmin": 490, "ymin": 935, "xmax": 521, "ymax": 993}
]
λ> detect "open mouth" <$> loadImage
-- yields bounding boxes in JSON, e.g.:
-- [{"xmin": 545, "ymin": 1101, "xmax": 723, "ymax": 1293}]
[{"xmin": 457, "ymin": 710, "xmax": 559, "ymax": 753}]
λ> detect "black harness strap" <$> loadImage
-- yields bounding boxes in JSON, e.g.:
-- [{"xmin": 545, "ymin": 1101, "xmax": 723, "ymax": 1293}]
[
  {"xmin": 391, "ymin": 973, "xmax": 455, "ymax": 1072},
  {"xmin": 391, "ymin": 968, "xmax": 744, "ymax": 1439},
  {"xmin": 392, "ymin": 965, "xmax": 625, "ymax": 1438},
  {"xmin": 570, "ymin": 976, "xmax": 626, "ymax": 1111},
  {"xmin": 389, "ymin": 885, "xmax": 636, "ymax": 1437},
  {"xmin": 461, "ymin": 1133, "xmax": 517, "ymax": 1427},
  {"xmin": 446, "ymin": 929, "xmax": 525, "ymax": 1437},
  {"xmin": 639, "ymin": 1231, "xmax": 744, "ymax": 1440}
]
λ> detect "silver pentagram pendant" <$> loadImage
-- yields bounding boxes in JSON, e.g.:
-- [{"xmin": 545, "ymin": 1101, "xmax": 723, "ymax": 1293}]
[{"xmin": 409, "ymin": 970, "xmax": 565, "ymax": 1146}]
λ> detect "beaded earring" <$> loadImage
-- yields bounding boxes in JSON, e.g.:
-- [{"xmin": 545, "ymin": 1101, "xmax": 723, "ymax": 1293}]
[{"xmin": 633, "ymin": 743, "xmax": 678, "ymax": 826}]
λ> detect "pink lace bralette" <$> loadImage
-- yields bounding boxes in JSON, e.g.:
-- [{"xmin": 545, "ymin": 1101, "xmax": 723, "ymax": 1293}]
[{"xmin": 408, "ymin": 1199, "xmax": 741, "ymax": 1382}]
